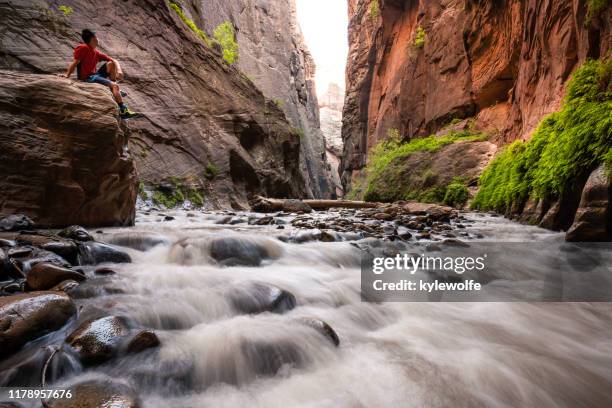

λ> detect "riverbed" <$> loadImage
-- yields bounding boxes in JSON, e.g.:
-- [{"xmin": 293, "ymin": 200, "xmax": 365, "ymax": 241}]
[{"xmin": 3, "ymin": 209, "xmax": 612, "ymax": 407}]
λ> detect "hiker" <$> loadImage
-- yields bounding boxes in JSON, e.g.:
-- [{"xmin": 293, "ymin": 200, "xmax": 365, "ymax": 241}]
[{"xmin": 64, "ymin": 29, "xmax": 137, "ymax": 119}]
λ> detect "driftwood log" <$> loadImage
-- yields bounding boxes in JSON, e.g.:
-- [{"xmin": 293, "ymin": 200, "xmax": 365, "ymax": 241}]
[{"xmin": 250, "ymin": 195, "xmax": 379, "ymax": 213}]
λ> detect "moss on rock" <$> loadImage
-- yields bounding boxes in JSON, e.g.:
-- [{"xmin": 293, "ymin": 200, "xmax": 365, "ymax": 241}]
[{"xmin": 472, "ymin": 58, "xmax": 612, "ymax": 212}]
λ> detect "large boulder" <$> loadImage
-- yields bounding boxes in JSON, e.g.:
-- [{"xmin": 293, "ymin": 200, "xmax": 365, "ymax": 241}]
[
  {"xmin": 0, "ymin": 292, "xmax": 76, "ymax": 357},
  {"xmin": 566, "ymin": 165, "xmax": 611, "ymax": 242},
  {"xmin": 0, "ymin": 70, "xmax": 137, "ymax": 228}
]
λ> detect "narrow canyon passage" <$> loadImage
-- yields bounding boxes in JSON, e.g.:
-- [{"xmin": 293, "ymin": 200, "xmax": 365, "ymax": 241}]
[{"xmin": 0, "ymin": 1, "xmax": 610, "ymax": 406}]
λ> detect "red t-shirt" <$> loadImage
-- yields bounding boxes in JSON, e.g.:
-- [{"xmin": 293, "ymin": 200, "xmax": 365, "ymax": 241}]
[{"xmin": 73, "ymin": 43, "xmax": 111, "ymax": 80}]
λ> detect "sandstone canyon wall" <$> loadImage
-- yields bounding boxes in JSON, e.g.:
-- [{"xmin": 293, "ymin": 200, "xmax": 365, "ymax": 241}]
[
  {"xmin": 342, "ymin": 0, "xmax": 611, "ymax": 189},
  {"xmin": 0, "ymin": 0, "xmax": 310, "ymax": 219},
  {"xmin": 319, "ymin": 83, "xmax": 346, "ymax": 197},
  {"xmin": 194, "ymin": 0, "xmax": 335, "ymax": 198}
]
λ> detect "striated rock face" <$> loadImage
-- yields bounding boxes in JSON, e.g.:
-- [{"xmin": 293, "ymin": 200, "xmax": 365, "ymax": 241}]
[
  {"xmin": 0, "ymin": 71, "xmax": 137, "ymax": 227},
  {"xmin": 342, "ymin": 0, "xmax": 611, "ymax": 190},
  {"xmin": 197, "ymin": 0, "xmax": 335, "ymax": 198},
  {"xmin": 0, "ymin": 0, "xmax": 308, "ymax": 211},
  {"xmin": 566, "ymin": 165, "xmax": 611, "ymax": 242},
  {"xmin": 319, "ymin": 83, "xmax": 345, "ymax": 197}
]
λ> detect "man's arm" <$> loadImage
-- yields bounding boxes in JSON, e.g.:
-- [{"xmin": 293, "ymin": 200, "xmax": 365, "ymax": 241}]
[{"xmin": 65, "ymin": 58, "xmax": 79, "ymax": 78}]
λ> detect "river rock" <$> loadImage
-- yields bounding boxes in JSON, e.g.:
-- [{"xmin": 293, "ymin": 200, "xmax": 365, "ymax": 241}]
[
  {"xmin": 231, "ymin": 282, "xmax": 297, "ymax": 314},
  {"xmin": 26, "ymin": 263, "xmax": 86, "ymax": 291},
  {"xmin": 209, "ymin": 237, "xmax": 270, "ymax": 267},
  {"xmin": 44, "ymin": 378, "xmax": 140, "ymax": 408},
  {"xmin": 8, "ymin": 246, "xmax": 72, "ymax": 274},
  {"xmin": 126, "ymin": 330, "xmax": 160, "ymax": 354},
  {"xmin": 15, "ymin": 233, "xmax": 78, "ymax": 264},
  {"xmin": 66, "ymin": 316, "xmax": 130, "ymax": 365},
  {"xmin": 0, "ymin": 215, "xmax": 34, "ymax": 232},
  {"xmin": 566, "ymin": 165, "xmax": 611, "ymax": 242},
  {"xmin": 297, "ymin": 317, "xmax": 340, "ymax": 347},
  {"xmin": 94, "ymin": 267, "xmax": 116, "ymax": 276},
  {"xmin": 50, "ymin": 280, "xmax": 81, "ymax": 293},
  {"xmin": 0, "ymin": 292, "xmax": 76, "ymax": 357},
  {"xmin": 77, "ymin": 242, "xmax": 132, "ymax": 265},
  {"xmin": 58, "ymin": 225, "xmax": 94, "ymax": 242},
  {"xmin": 1, "ymin": 281, "xmax": 23, "ymax": 295}
]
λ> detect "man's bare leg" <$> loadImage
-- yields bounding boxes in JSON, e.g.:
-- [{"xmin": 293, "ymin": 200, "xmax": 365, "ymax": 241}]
[
  {"xmin": 106, "ymin": 60, "xmax": 124, "ymax": 81},
  {"xmin": 109, "ymin": 82, "xmax": 123, "ymax": 105}
]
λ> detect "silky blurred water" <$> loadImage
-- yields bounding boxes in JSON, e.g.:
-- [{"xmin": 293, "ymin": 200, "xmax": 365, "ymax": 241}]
[{"xmin": 53, "ymin": 210, "xmax": 612, "ymax": 407}]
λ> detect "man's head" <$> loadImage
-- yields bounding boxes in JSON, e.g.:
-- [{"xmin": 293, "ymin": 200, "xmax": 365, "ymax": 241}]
[{"xmin": 81, "ymin": 29, "xmax": 98, "ymax": 47}]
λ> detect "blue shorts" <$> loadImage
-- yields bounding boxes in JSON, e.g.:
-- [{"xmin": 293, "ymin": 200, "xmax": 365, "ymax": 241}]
[{"xmin": 85, "ymin": 63, "xmax": 112, "ymax": 86}]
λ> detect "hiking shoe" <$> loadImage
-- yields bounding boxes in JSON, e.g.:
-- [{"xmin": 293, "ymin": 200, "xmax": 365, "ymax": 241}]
[
  {"xmin": 120, "ymin": 90, "xmax": 128, "ymax": 97},
  {"xmin": 119, "ymin": 106, "xmax": 138, "ymax": 119}
]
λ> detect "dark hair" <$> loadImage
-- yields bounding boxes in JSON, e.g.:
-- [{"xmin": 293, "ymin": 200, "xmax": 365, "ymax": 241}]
[{"xmin": 81, "ymin": 29, "xmax": 96, "ymax": 44}]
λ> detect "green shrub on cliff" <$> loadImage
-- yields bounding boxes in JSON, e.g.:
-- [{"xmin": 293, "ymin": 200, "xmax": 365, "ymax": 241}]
[
  {"xmin": 472, "ymin": 58, "xmax": 612, "ymax": 212},
  {"xmin": 58, "ymin": 5, "xmax": 73, "ymax": 17},
  {"xmin": 414, "ymin": 26, "xmax": 426, "ymax": 49},
  {"xmin": 214, "ymin": 21, "xmax": 239, "ymax": 65},
  {"xmin": 369, "ymin": 0, "xmax": 380, "ymax": 19},
  {"xmin": 169, "ymin": 2, "xmax": 213, "ymax": 47},
  {"xmin": 362, "ymin": 130, "xmax": 488, "ymax": 202}
]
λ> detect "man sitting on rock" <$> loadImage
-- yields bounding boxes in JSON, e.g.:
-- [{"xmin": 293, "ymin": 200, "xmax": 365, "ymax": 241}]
[{"xmin": 64, "ymin": 29, "xmax": 137, "ymax": 119}]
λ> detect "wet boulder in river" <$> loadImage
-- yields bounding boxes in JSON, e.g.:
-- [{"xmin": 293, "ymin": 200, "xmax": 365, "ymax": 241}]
[
  {"xmin": 231, "ymin": 282, "xmax": 297, "ymax": 314},
  {"xmin": 66, "ymin": 316, "xmax": 130, "ymax": 365},
  {"xmin": 8, "ymin": 246, "xmax": 72, "ymax": 274},
  {"xmin": 296, "ymin": 317, "xmax": 340, "ymax": 347},
  {"xmin": 26, "ymin": 262, "xmax": 86, "ymax": 291},
  {"xmin": 50, "ymin": 279, "xmax": 81, "ymax": 293},
  {"xmin": 0, "ymin": 292, "xmax": 76, "ymax": 358},
  {"xmin": 126, "ymin": 330, "xmax": 160, "ymax": 354},
  {"xmin": 58, "ymin": 225, "xmax": 94, "ymax": 242},
  {"xmin": 44, "ymin": 378, "xmax": 140, "ymax": 408},
  {"xmin": 77, "ymin": 242, "xmax": 132, "ymax": 265},
  {"xmin": 0, "ymin": 215, "xmax": 34, "ymax": 232},
  {"xmin": 15, "ymin": 233, "xmax": 78, "ymax": 264},
  {"xmin": 209, "ymin": 237, "xmax": 272, "ymax": 267}
]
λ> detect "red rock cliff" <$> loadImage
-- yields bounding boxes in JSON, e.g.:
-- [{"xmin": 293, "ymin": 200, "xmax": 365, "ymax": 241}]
[{"xmin": 341, "ymin": 0, "xmax": 611, "ymax": 190}]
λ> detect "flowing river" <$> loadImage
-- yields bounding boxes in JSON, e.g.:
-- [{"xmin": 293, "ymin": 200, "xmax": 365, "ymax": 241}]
[{"xmin": 4, "ymin": 209, "xmax": 612, "ymax": 407}]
